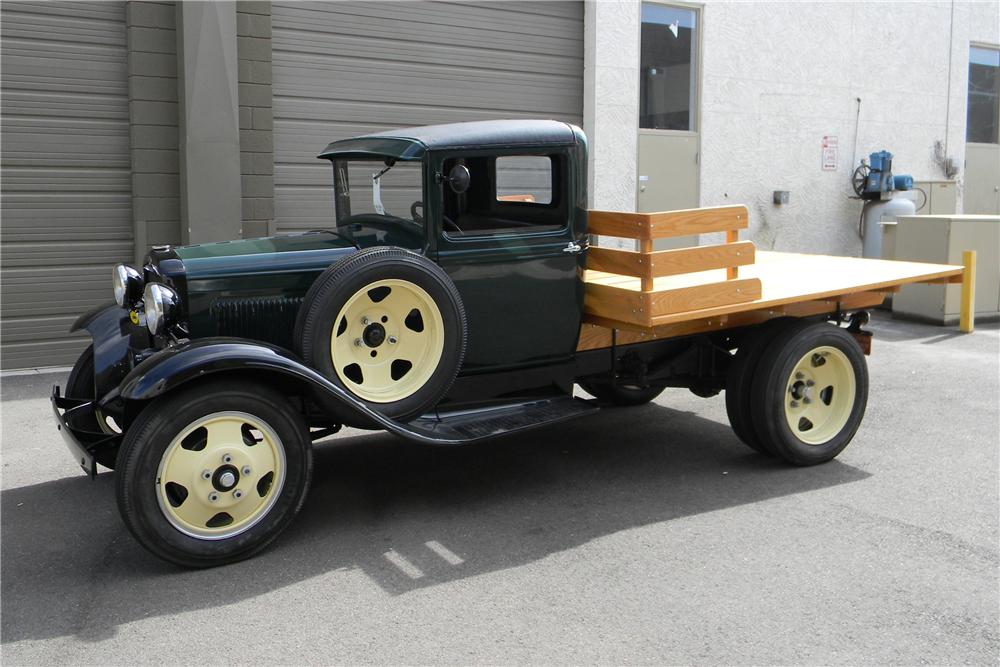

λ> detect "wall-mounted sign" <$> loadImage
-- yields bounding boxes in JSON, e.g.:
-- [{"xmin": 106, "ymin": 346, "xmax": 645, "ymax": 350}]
[{"xmin": 822, "ymin": 135, "xmax": 838, "ymax": 171}]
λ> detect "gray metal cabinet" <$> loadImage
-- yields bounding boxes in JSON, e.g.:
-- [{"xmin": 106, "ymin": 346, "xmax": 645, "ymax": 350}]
[{"xmin": 891, "ymin": 215, "xmax": 1000, "ymax": 324}]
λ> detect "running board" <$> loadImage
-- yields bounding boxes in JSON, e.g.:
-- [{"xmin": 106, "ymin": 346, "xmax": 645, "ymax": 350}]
[{"xmin": 407, "ymin": 396, "xmax": 600, "ymax": 443}]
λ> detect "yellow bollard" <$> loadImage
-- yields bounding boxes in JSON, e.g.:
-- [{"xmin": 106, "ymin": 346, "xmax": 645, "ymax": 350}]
[{"xmin": 960, "ymin": 250, "xmax": 976, "ymax": 333}]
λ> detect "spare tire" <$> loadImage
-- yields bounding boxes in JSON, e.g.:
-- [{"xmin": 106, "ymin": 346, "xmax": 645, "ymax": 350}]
[{"xmin": 295, "ymin": 247, "xmax": 467, "ymax": 422}]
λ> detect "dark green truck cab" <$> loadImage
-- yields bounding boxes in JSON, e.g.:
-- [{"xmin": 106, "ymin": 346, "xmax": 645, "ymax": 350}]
[{"xmin": 52, "ymin": 120, "xmax": 874, "ymax": 568}]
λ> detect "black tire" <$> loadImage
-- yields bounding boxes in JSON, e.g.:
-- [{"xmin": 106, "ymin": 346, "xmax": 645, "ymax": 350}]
[
  {"xmin": 66, "ymin": 344, "xmax": 118, "ymax": 470},
  {"xmin": 724, "ymin": 319, "xmax": 796, "ymax": 455},
  {"xmin": 580, "ymin": 380, "xmax": 664, "ymax": 406},
  {"xmin": 296, "ymin": 247, "xmax": 467, "ymax": 422},
  {"xmin": 750, "ymin": 321, "xmax": 869, "ymax": 466},
  {"xmin": 116, "ymin": 380, "xmax": 312, "ymax": 568}
]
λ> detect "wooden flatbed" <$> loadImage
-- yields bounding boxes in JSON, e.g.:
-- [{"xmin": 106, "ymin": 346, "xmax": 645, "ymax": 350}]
[{"xmin": 578, "ymin": 206, "xmax": 971, "ymax": 351}]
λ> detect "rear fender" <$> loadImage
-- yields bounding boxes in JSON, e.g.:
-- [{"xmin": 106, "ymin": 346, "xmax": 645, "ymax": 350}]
[{"xmin": 105, "ymin": 338, "xmax": 458, "ymax": 444}]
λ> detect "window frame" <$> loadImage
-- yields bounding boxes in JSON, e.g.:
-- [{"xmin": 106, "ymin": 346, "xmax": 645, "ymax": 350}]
[
  {"xmin": 637, "ymin": 1, "xmax": 702, "ymax": 135},
  {"xmin": 967, "ymin": 43, "xmax": 1000, "ymax": 146},
  {"xmin": 436, "ymin": 148, "xmax": 571, "ymax": 243}
]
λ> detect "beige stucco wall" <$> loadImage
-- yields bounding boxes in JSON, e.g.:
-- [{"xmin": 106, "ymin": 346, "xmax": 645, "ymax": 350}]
[{"xmin": 585, "ymin": 0, "xmax": 1000, "ymax": 255}]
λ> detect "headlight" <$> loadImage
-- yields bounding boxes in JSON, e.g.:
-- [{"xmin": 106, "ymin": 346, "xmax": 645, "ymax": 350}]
[
  {"xmin": 112, "ymin": 264, "xmax": 143, "ymax": 307},
  {"xmin": 143, "ymin": 282, "xmax": 179, "ymax": 335}
]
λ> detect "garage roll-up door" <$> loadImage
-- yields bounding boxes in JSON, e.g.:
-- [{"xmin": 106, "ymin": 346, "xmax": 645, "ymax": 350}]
[
  {"xmin": 272, "ymin": 0, "xmax": 583, "ymax": 233},
  {"xmin": 1, "ymin": 1, "xmax": 132, "ymax": 369}
]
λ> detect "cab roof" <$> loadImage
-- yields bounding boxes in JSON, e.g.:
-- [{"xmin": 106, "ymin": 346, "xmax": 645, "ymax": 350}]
[{"xmin": 318, "ymin": 119, "xmax": 583, "ymax": 161}]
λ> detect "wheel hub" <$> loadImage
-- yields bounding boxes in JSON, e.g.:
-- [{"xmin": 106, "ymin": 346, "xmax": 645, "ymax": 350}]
[
  {"xmin": 212, "ymin": 464, "xmax": 240, "ymax": 492},
  {"xmin": 363, "ymin": 322, "xmax": 386, "ymax": 347}
]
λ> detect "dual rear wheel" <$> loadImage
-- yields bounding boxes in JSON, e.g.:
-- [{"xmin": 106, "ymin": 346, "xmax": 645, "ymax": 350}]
[{"xmin": 726, "ymin": 320, "xmax": 869, "ymax": 465}]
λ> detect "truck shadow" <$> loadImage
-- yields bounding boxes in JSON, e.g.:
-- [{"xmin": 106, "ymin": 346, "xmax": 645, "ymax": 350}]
[{"xmin": 1, "ymin": 402, "xmax": 870, "ymax": 644}]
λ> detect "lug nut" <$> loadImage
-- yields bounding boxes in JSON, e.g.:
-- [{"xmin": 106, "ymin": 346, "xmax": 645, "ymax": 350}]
[
  {"xmin": 361, "ymin": 316, "xmax": 370, "ymax": 325},
  {"xmin": 806, "ymin": 380, "xmax": 815, "ymax": 387},
  {"xmin": 208, "ymin": 492, "xmax": 219, "ymax": 502},
  {"xmin": 790, "ymin": 401, "xmax": 799, "ymax": 408},
  {"xmin": 233, "ymin": 489, "xmax": 244, "ymax": 500},
  {"xmin": 795, "ymin": 372, "xmax": 805, "ymax": 380},
  {"xmin": 354, "ymin": 338, "xmax": 363, "ymax": 347},
  {"xmin": 803, "ymin": 397, "xmax": 811, "ymax": 404},
  {"xmin": 388, "ymin": 336, "xmax": 397, "ymax": 345},
  {"xmin": 202, "ymin": 470, "xmax": 212, "ymax": 480},
  {"xmin": 242, "ymin": 465, "xmax": 252, "ymax": 476},
  {"xmin": 222, "ymin": 454, "xmax": 233, "ymax": 464}
]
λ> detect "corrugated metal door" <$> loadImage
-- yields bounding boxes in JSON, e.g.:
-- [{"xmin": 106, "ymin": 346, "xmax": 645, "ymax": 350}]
[
  {"xmin": 1, "ymin": 1, "xmax": 132, "ymax": 369},
  {"xmin": 271, "ymin": 1, "xmax": 584, "ymax": 233}
]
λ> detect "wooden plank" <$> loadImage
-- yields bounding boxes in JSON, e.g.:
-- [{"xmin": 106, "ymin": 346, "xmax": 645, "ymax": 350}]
[
  {"xmin": 587, "ymin": 241, "xmax": 755, "ymax": 284},
  {"xmin": 584, "ymin": 277, "xmax": 761, "ymax": 326},
  {"xmin": 587, "ymin": 246, "xmax": 647, "ymax": 278},
  {"xmin": 726, "ymin": 229, "xmax": 740, "ymax": 280},
  {"xmin": 649, "ymin": 242, "xmax": 755, "ymax": 278},
  {"xmin": 588, "ymin": 205, "xmax": 748, "ymax": 241},
  {"xmin": 647, "ymin": 277, "xmax": 761, "ymax": 317},
  {"xmin": 576, "ymin": 291, "xmax": 889, "ymax": 351},
  {"xmin": 639, "ymin": 238, "xmax": 654, "ymax": 291},
  {"xmin": 583, "ymin": 282, "xmax": 647, "ymax": 324}
]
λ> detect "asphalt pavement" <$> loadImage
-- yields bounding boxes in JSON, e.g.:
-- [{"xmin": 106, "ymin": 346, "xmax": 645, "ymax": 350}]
[{"xmin": 1, "ymin": 313, "xmax": 997, "ymax": 664}]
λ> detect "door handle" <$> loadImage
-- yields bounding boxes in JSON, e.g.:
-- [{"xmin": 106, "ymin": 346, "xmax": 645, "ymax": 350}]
[{"xmin": 562, "ymin": 241, "xmax": 584, "ymax": 254}]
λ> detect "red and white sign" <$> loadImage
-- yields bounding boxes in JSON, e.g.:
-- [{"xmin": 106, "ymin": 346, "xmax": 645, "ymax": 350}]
[{"xmin": 822, "ymin": 136, "xmax": 838, "ymax": 171}]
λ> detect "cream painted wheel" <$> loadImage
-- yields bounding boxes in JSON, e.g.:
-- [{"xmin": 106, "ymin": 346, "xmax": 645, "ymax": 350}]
[
  {"xmin": 155, "ymin": 411, "xmax": 286, "ymax": 540},
  {"xmin": 782, "ymin": 346, "xmax": 856, "ymax": 445},
  {"xmin": 750, "ymin": 320, "xmax": 868, "ymax": 466},
  {"xmin": 329, "ymin": 279, "xmax": 445, "ymax": 403}
]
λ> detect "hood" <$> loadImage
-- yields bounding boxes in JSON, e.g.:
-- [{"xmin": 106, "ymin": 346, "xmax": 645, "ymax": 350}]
[{"xmin": 172, "ymin": 231, "xmax": 358, "ymax": 280}]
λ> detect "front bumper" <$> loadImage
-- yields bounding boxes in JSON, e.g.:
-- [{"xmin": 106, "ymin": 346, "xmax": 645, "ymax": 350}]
[{"xmin": 51, "ymin": 385, "xmax": 116, "ymax": 478}]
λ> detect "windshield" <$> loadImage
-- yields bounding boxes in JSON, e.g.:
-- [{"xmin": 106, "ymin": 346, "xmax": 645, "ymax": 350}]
[{"xmin": 332, "ymin": 158, "xmax": 424, "ymax": 226}]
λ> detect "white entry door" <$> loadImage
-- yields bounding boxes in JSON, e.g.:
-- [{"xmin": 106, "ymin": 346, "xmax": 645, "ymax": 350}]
[
  {"xmin": 965, "ymin": 46, "xmax": 1000, "ymax": 215},
  {"xmin": 636, "ymin": 3, "xmax": 700, "ymax": 250}
]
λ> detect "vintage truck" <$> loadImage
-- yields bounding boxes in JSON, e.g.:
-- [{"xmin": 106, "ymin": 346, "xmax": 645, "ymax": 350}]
[{"xmin": 52, "ymin": 120, "xmax": 972, "ymax": 568}]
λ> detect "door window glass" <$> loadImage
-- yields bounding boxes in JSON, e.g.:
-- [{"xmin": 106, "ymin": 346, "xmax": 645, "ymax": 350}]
[
  {"xmin": 441, "ymin": 155, "xmax": 564, "ymax": 237},
  {"xmin": 640, "ymin": 4, "xmax": 697, "ymax": 131},
  {"xmin": 967, "ymin": 46, "xmax": 1000, "ymax": 144}
]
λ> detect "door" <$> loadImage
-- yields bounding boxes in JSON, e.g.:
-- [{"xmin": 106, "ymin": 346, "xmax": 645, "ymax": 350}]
[
  {"xmin": 431, "ymin": 150, "xmax": 585, "ymax": 371},
  {"xmin": 965, "ymin": 45, "xmax": 1000, "ymax": 215},
  {"xmin": 636, "ymin": 3, "xmax": 701, "ymax": 250}
]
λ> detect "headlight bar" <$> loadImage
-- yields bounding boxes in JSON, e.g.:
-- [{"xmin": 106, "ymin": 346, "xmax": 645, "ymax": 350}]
[
  {"xmin": 143, "ymin": 282, "xmax": 179, "ymax": 335},
  {"xmin": 112, "ymin": 264, "xmax": 144, "ymax": 307}
]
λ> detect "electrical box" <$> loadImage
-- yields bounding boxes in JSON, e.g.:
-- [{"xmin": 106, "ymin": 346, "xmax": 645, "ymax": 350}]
[
  {"xmin": 912, "ymin": 180, "xmax": 957, "ymax": 215},
  {"xmin": 890, "ymin": 215, "xmax": 1000, "ymax": 324}
]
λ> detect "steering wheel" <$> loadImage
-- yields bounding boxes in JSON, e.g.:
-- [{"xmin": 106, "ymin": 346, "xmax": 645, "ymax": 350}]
[{"xmin": 410, "ymin": 201, "xmax": 423, "ymax": 223}]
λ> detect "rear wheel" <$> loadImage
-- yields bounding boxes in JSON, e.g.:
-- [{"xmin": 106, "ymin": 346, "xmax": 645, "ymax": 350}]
[
  {"xmin": 750, "ymin": 321, "xmax": 868, "ymax": 466},
  {"xmin": 116, "ymin": 380, "xmax": 312, "ymax": 568},
  {"xmin": 724, "ymin": 319, "xmax": 795, "ymax": 455},
  {"xmin": 580, "ymin": 380, "xmax": 664, "ymax": 406}
]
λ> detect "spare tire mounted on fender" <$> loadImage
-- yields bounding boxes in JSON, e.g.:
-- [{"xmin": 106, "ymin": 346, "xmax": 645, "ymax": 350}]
[{"xmin": 296, "ymin": 247, "xmax": 467, "ymax": 422}]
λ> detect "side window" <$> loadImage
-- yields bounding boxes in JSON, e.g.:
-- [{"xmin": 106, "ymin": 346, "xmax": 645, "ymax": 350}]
[
  {"xmin": 496, "ymin": 156, "xmax": 553, "ymax": 205},
  {"xmin": 442, "ymin": 154, "xmax": 566, "ymax": 237}
]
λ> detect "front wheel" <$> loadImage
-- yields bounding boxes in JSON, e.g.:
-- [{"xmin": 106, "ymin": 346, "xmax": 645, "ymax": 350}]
[
  {"xmin": 750, "ymin": 321, "xmax": 868, "ymax": 466},
  {"xmin": 116, "ymin": 380, "xmax": 312, "ymax": 568}
]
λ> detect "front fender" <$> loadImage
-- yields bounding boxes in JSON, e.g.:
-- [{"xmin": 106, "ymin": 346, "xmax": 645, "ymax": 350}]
[
  {"xmin": 74, "ymin": 303, "xmax": 148, "ymax": 396},
  {"xmin": 108, "ymin": 338, "xmax": 464, "ymax": 445}
]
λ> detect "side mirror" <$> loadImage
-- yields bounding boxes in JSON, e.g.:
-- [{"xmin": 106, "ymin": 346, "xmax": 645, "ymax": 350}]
[{"xmin": 446, "ymin": 164, "xmax": 471, "ymax": 194}]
